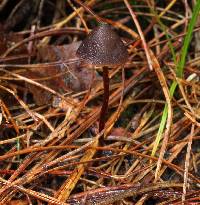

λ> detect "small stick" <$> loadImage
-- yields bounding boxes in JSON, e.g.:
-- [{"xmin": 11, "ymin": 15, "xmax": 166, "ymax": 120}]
[
  {"xmin": 67, "ymin": 182, "xmax": 182, "ymax": 205},
  {"xmin": 73, "ymin": 0, "xmax": 103, "ymax": 23}
]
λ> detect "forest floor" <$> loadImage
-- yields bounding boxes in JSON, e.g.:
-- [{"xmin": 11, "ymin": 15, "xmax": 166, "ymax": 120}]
[{"xmin": 0, "ymin": 0, "xmax": 199, "ymax": 204}]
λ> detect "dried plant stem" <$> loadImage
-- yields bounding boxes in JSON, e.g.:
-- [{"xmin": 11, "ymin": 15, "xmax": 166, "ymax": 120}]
[
  {"xmin": 73, "ymin": 0, "xmax": 103, "ymax": 23},
  {"xmin": 124, "ymin": 0, "xmax": 153, "ymax": 70},
  {"xmin": 182, "ymin": 124, "xmax": 194, "ymax": 204},
  {"xmin": 67, "ymin": 182, "xmax": 182, "ymax": 205},
  {"xmin": 40, "ymin": 0, "xmax": 96, "ymax": 45}
]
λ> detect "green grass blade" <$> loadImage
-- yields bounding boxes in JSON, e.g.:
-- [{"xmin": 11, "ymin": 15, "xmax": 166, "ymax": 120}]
[{"xmin": 151, "ymin": 0, "xmax": 200, "ymax": 156}]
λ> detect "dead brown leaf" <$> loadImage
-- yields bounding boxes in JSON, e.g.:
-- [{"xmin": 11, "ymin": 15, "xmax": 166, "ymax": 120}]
[{"xmin": 24, "ymin": 41, "xmax": 101, "ymax": 105}]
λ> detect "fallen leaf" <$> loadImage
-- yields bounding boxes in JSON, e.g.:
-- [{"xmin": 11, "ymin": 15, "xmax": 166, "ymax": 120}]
[{"xmin": 24, "ymin": 41, "xmax": 101, "ymax": 105}]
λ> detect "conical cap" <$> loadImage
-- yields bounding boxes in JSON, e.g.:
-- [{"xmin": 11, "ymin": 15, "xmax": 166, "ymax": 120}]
[{"xmin": 76, "ymin": 23, "xmax": 128, "ymax": 66}]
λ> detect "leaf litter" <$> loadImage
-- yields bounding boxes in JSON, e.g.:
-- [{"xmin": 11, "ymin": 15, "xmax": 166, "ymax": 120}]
[{"xmin": 0, "ymin": 0, "xmax": 199, "ymax": 204}]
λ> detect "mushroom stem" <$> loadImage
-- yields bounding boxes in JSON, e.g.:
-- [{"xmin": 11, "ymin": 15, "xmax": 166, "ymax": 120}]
[{"xmin": 99, "ymin": 66, "xmax": 109, "ymax": 132}]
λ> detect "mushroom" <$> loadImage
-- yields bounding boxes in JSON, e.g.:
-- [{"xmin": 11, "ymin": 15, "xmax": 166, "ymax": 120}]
[{"xmin": 76, "ymin": 23, "xmax": 128, "ymax": 132}]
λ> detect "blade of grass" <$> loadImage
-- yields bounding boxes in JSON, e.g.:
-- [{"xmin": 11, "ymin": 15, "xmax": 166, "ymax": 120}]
[
  {"xmin": 147, "ymin": 2, "xmax": 178, "ymax": 157},
  {"xmin": 151, "ymin": 0, "xmax": 200, "ymax": 157}
]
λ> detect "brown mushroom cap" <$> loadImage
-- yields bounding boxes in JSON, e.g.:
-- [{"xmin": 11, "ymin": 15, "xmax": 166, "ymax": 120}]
[{"xmin": 76, "ymin": 23, "xmax": 128, "ymax": 67}]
